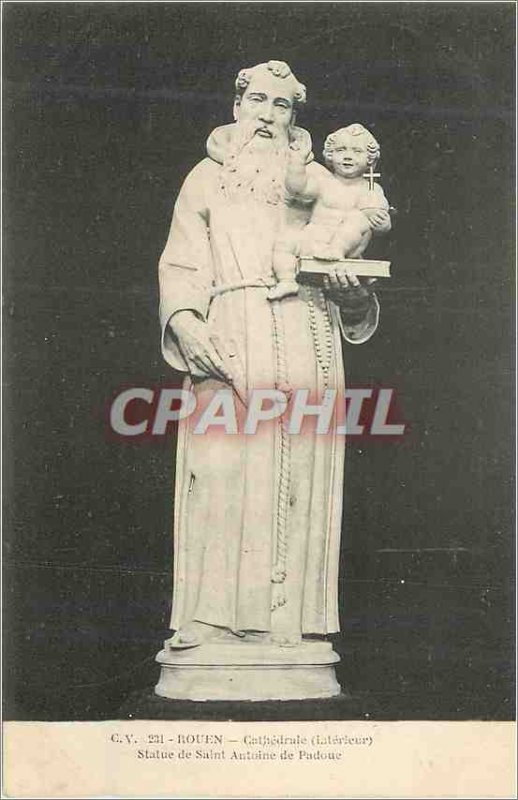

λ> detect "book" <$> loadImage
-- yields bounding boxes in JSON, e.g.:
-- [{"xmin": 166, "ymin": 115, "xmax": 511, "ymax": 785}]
[{"xmin": 297, "ymin": 257, "xmax": 391, "ymax": 283}]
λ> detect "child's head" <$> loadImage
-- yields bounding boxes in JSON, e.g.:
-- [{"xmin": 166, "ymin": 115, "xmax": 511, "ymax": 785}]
[{"xmin": 323, "ymin": 124, "xmax": 380, "ymax": 178}]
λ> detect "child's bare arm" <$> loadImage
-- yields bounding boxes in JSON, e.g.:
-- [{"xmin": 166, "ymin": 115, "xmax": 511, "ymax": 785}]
[
  {"xmin": 285, "ymin": 157, "xmax": 320, "ymax": 200},
  {"xmin": 360, "ymin": 184, "xmax": 392, "ymax": 234},
  {"xmin": 285, "ymin": 129, "xmax": 320, "ymax": 202},
  {"xmin": 363, "ymin": 208, "xmax": 391, "ymax": 233}
]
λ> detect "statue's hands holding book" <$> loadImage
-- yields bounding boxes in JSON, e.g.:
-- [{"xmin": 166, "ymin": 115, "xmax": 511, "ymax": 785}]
[{"xmin": 322, "ymin": 268, "xmax": 377, "ymax": 321}]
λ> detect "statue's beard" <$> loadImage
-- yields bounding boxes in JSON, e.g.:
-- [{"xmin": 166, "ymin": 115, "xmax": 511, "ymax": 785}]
[{"xmin": 220, "ymin": 122, "xmax": 289, "ymax": 205}]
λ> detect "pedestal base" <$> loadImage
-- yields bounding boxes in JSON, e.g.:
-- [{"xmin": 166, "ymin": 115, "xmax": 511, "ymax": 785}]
[{"xmin": 155, "ymin": 639, "xmax": 341, "ymax": 702}]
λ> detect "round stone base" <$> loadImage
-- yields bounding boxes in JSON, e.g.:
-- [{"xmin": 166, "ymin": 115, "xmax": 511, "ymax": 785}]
[{"xmin": 155, "ymin": 639, "xmax": 341, "ymax": 702}]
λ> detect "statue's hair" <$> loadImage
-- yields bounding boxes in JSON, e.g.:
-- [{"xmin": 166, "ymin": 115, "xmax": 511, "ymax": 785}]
[
  {"xmin": 234, "ymin": 60, "xmax": 306, "ymax": 108},
  {"xmin": 323, "ymin": 124, "xmax": 380, "ymax": 166}
]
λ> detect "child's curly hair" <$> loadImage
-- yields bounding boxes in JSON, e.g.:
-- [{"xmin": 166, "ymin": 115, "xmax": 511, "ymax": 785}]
[{"xmin": 323, "ymin": 124, "xmax": 380, "ymax": 166}]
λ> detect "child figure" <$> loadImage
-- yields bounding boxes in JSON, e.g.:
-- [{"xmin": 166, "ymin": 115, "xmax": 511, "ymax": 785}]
[{"xmin": 268, "ymin": 123, "xmax": 391, "ymax": 301}]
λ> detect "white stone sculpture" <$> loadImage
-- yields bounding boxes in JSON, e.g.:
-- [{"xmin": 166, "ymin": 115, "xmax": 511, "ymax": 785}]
[{"xmin": 155, "ymin": 61, "xmax": 383, "ymax": 701}]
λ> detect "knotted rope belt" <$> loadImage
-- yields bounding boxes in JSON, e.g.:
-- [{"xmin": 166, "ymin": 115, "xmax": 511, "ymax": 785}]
[{"xmin": 210, "ymin": 277, "xmax": 276, "ymax": 299}]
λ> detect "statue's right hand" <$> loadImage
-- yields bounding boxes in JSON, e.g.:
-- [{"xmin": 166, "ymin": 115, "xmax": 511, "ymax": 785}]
[{"xmin": 169, "ymin": 311, "xmax": 234, "ymax": 384}]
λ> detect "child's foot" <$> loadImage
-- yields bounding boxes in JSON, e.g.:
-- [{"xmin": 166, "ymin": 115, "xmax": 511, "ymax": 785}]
[
  {"xmin": 267, "ymin": 281, "xmax": 300, "ymax": 301},
  {"xmin": 313, "ymin": 246, "xmax": 342, "ymax": 261}
]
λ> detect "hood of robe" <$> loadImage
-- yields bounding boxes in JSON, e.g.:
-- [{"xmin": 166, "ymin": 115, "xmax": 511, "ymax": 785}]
[{"xmin": 206, "ymin": 123, "xmax": 314, "ymax": 165}]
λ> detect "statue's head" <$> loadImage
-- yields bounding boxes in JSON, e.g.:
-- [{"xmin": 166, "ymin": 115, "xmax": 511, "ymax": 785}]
[
  {"xmin": 323, "ymin": 124, "xmax": 380, "ymax": 179},
  {"xmin": 232, "ymin": 60, "xmax": 306, "ymax": 147}
]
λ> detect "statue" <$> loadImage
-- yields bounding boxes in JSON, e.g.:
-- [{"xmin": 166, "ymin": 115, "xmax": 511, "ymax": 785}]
[{"xmin": 155, "ymin": 61, "xmax": 384, "ymax": 701}]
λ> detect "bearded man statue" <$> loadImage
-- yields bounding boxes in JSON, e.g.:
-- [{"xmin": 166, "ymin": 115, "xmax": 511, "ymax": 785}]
[{"xmin": 156, "ymin": 61, "xmax": 380, "ymax": 701}]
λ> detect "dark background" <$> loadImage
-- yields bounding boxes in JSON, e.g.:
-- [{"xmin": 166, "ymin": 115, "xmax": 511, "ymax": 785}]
[{"xmin": 3, "ymin": 2, "xmax": 515, "ymax": 720}]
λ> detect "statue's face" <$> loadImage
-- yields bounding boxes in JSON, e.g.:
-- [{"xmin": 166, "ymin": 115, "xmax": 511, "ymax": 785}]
[
  {"xmin": 234, "ymin": 71, "xmax": 295, "ymax": 146},
  {"xmin": 329, "ymin": 133, "xmax": 370, "ymax": 178}
]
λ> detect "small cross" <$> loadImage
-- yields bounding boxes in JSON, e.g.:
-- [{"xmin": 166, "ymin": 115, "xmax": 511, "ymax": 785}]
[{"xmin": 363, "ymin": 165, "xmax": 381, "ymax": 191}]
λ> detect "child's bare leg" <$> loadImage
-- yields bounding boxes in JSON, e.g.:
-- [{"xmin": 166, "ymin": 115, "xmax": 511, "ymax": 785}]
[
  {"xmin": 268, "ymin": 242, "xmax": 300, "ymax": 301},
  {"xmin": 348, "ymin": 228, "xmax": 373, "ymax": 258},
  {"xmin": 324, "ymin": 210, "xmax": 372, "ymax": 260}
]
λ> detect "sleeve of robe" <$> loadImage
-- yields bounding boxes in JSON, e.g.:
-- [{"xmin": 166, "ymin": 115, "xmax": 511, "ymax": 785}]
[
  {"xmin": 338, "ymin": 293, "xmax": 380, "ymax": 345},
  {"xmin": 158, "ymin": 160, "xmax": 214, "ymax": 372}
]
